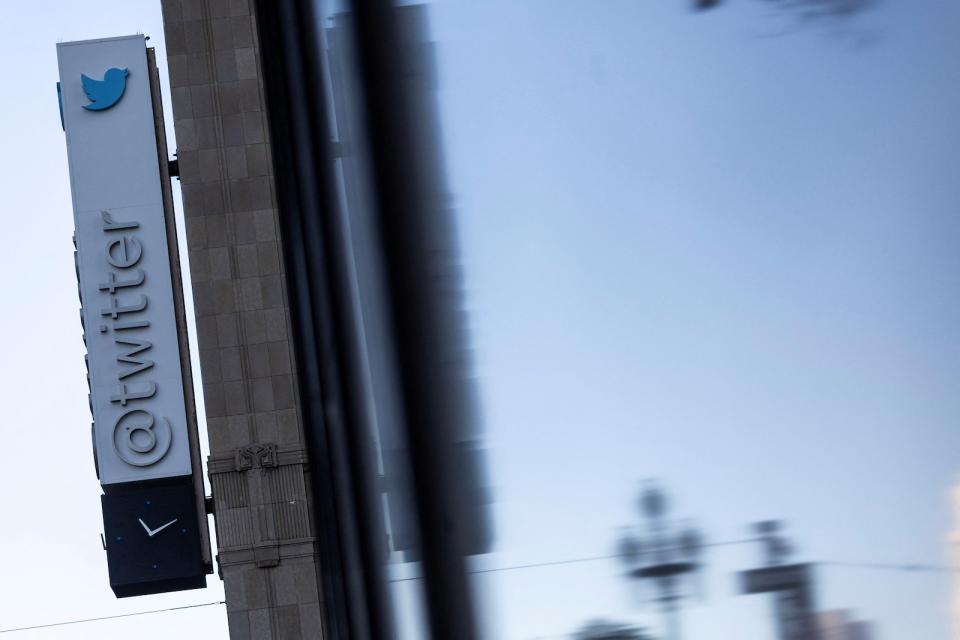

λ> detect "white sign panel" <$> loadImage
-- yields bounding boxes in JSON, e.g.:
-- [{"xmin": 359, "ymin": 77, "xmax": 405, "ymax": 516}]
[{"xmin": 58, "ymin": 35, "xmax": 191, "ymax": 485}]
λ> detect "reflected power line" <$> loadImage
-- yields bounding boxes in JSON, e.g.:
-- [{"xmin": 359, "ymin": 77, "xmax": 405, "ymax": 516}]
[
  {"xmin": 387, "ymin": 538, "xmax": 960, "ymax": 582},
  {"xmin": 2, "ymin": 549, "xmax": 956, "ymax": 634}
]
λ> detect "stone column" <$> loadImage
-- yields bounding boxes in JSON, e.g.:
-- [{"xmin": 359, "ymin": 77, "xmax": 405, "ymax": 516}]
[{"xmin": 160, "ymin": 0, "xmax": 325, "ymax": 637}]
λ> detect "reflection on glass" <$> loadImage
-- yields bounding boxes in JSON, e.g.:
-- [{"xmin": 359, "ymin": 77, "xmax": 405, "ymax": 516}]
[{"xmin": 314, "ymin": 0, "xmax": 960, "ymax": 637}]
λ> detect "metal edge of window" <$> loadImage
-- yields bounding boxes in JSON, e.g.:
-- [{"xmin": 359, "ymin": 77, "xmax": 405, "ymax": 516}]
[{"xmin": 252, "ymin": 1, "xmax": 391, "ymax": 638}]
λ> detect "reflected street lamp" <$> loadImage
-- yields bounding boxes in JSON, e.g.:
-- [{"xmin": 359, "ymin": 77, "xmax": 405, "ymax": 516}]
[{"xmin": 619, "ymin": 481, "xmax": 704, "ymax": 640}]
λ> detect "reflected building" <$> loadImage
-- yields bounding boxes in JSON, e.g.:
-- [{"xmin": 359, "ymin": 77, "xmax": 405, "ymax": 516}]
[{"xmin": 816, "ymin": 610, "xmax": 873, "ymax": 640}]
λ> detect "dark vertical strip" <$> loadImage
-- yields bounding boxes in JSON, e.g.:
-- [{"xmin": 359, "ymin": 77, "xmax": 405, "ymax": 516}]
[
  {"xmin": 345, "ymin": 4, "xmax": 481, "ymax": 640},
  {"xmin": 252, "ymin": 1, "xmax": 396, "ymax": 638},
  {"xmin": 251, "ymin": 3, "xmax": 351, "ymax": 638}
]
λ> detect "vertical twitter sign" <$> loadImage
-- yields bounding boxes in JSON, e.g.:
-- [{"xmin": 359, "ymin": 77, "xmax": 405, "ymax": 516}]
[{"xmin": 58, "ymin": 36, "xmax": 192, "ymax": 486}]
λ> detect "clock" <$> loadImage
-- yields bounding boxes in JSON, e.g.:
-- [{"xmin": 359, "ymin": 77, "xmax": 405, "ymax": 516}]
[{"xmin": 101, "ymin": 481, "xmax": 206, "ymax": 597}]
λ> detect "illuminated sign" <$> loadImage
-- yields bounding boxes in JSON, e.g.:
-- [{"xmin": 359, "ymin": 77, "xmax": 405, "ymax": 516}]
[{"xmin": 58, "ymin": 35, "xmax": 191, "ymax": 486}]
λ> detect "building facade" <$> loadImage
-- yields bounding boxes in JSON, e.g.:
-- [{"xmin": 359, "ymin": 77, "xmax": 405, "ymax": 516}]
[{"xmin": 161, "ymin": 1, "xmax": 324, "ymax": 637}]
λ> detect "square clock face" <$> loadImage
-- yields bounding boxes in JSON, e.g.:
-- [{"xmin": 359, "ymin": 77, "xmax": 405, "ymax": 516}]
[{"xmin": 101, "ymin": 482, "xmax": 206, "ymax": 597}]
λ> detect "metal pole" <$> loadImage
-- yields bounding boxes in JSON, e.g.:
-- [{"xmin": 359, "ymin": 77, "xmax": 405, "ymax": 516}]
[
  {"xmin": 667, "ymin": 603, "xmax": 680, "ymax": 640},
  {"xmin": 664, "ymin": 597, "xmax": 680, "ymax": 640}
]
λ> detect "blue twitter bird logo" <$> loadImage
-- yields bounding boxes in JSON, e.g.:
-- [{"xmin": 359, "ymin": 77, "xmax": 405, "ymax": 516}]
[{"xmin": 81, "ymin": 67, "xmax": 129, "ymax": 111}]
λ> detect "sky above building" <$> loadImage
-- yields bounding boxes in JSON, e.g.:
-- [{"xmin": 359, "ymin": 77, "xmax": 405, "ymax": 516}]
[
  {"xmin": 0, "ymin": 1, "xmax": 957, "ymax": 639},
  {"xmin": 428, "ymin": 1, "xmax": 960, "ymax": 638}
]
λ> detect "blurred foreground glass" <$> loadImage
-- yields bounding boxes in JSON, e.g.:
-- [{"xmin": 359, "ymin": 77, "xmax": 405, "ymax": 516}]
[{"xmin": 271, "ymin": 0, "xmax": 960, "ymax": 638}]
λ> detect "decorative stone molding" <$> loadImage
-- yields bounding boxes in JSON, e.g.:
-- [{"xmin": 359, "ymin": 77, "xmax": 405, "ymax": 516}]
[
  {"xmin": 208, "ymin": 444, "xmax": 313, "ymax": 568},
  {"xmin": 208, "ymin": 445, "xmax": 309, "ymax": 474},
  {"xmin": 236, "ymin": 443, "xmax": 278, "ymax": 470}
]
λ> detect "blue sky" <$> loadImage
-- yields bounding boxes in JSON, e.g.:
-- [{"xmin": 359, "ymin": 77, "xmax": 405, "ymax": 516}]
[
  {"xmin": 429, "ymin": 1, "xmax": 960, "ymax": 638},
  {"xmin": 0, "ymin": 1, "xmax": 957, "ymax": 639}
]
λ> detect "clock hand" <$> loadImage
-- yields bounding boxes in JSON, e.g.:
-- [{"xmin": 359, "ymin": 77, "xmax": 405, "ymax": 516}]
[
  {"xmin": 150, "ymin": 519, "xmax": 178, "ymax": 536},
  {"xmin": 138, "ymin": 518, "xmax": 153, "ymax": 535}
]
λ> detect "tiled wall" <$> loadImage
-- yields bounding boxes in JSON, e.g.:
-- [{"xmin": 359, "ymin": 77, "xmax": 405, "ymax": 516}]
[{"xmin": 160, "ymin": 0, "xmax": 325, "ymax": 637}]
